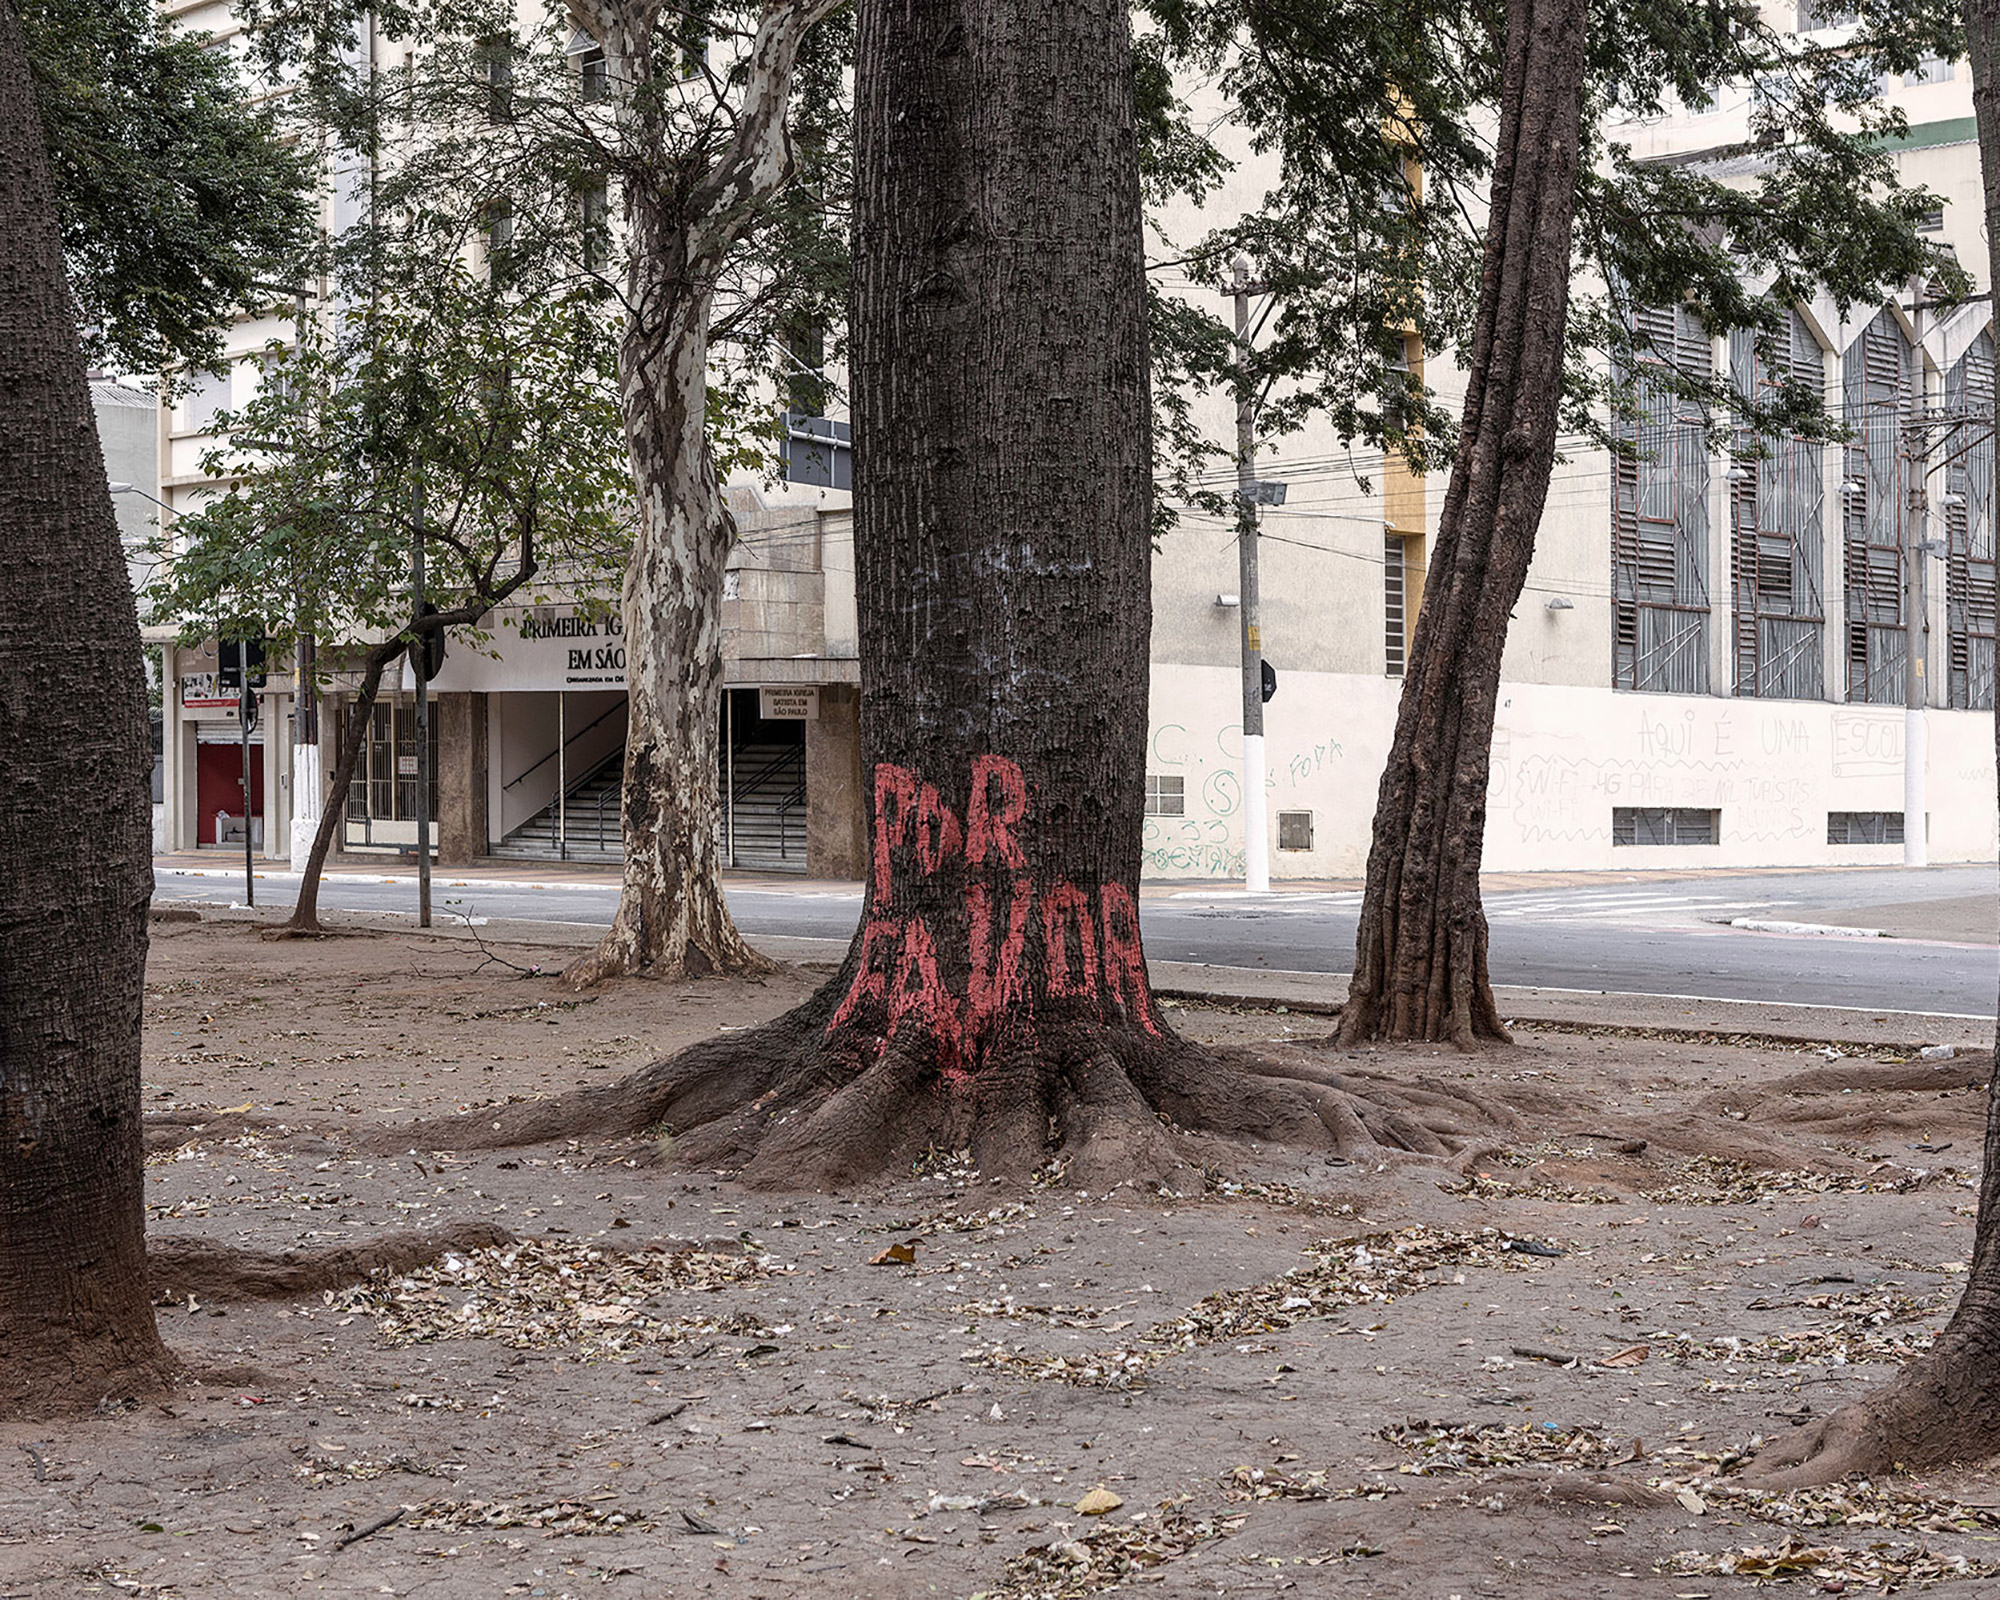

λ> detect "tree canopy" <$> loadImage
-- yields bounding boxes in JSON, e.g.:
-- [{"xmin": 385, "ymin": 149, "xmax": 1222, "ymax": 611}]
[{"xmin": 20, "ymin": 0, "xmax": 316, "ymax": 376}]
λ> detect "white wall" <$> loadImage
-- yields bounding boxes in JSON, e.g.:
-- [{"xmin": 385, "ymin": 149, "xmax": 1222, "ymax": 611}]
[{"xmin": 1143, "ymin": 664, "xmax": 1998, "ymax": 880}]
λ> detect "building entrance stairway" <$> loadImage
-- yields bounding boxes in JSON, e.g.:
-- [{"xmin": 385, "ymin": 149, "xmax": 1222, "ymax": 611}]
[{"xmin": 492, "ymin": 738, "xmax": 807, "ymax": 871}]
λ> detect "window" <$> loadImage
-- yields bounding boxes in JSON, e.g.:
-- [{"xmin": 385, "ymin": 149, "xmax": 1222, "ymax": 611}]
[
  {"xmin": 178, "ymin": 366, "xmax": 231, "ymax": 433},
  {"xmin": 1384, "ymin": 531, "xmax": 1407, "ymax": 676},
  {"xmin": 1828, "ymin": 811, "xmax": 1905, "ymax": 844},
  {"xmin": 1906, "ymin": 57, "xmax": 1954, "ymax": 86},
  {"xmin": 1843, "ymin": 309, "xmax": 1913, "ymax": 703},
  {"xmin": 1144, "ymin": 775, "xmax": 1185, "ymax": 817},
  {"xmin": 1946, "ymin": 334, "xmax": 1996, "ymax": 708},
  {"xmin": 779, "ymin": 412, "xmax": 851, "ymax": 490},
  {"xmin": 1730, "ymin": 313, "xmax": 1825, "ymax": 699},
  {"xmin": 1919, "ymin": 204, "xmax": 1946, "ymax": 233},
  {"xmin": 1612, "ymin": 807, "xmax": 1719, "ymax": 846},
  {"xmin": 484, "ymin": 200, "xmax": 515, "ymax": 286},
  {"xmin": 579, "ymin": 45, "xmax": 608, "ymax": 102},
  {"xmin": 1277, "ymin": 810, "xmax": 1314, "ymax": 851},
  {"xmin": 1613, "ymin": 302, "xmax": 1712, "ymax": 693},
  {"xmin": 1796, "ymin": 0, "xmax": 1858, "ymax": 29},
  {"xmin": 478, "ymin": 36, "xmax": 514, "ymax": 123}
]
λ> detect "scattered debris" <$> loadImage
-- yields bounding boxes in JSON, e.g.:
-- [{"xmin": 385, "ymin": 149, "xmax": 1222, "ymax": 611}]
[
  {"xmin": 328, "ymin": 1238, "xmax": 785, "ymax": 1359},
  {"xmin": 1380, "ymin": 1420, "xmax": 1630, "ymax": 1476},
  {"xmin": 974, "ymin": 1505, "xmax": 1241, "ymax": 1599},
  {"xmin": 1663, "ymin": 1536, "xmax": 1999, "ymax": 1590}
]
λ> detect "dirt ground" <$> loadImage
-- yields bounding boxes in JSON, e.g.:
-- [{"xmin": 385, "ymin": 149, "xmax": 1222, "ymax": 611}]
[{"xmin": 6, "ymin": 916, "xmax": 2000, "ymax": 1599}]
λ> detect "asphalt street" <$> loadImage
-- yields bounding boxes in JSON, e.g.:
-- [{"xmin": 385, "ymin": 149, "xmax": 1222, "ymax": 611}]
[{"xmin": 153, "ymin": 861, "xmax": 1999, "ymax": 1018}]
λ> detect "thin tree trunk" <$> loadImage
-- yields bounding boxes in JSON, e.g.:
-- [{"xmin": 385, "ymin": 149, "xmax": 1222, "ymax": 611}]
[
  {"xmin": 1743, "ymin": 0, "xmax": 2000, "ymax": 1485},
  {"xmin": 563, "ymin": 0, "xmax": 836, "ymax": 988},
  {"xmin": 0, "ymin": 0, "xmax": 172, "ymax": 1414},
  {"xmin": 281, "ymin": 644, "xmax": 397, "ymax": 935},
  {"xmin": 1338, "ymin": 0, "xmax": 1590, "ymax": 1048}
]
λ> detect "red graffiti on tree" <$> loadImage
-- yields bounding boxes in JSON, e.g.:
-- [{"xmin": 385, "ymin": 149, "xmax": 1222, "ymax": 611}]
[
  {"xmin": 871, "ymin": 764, "xmax": 919, "ymax": 899},
  {"xmin": 914, "ymin": 783, "xmax": 964, "ymax": 873},
  {"xmin": 1039, "ymin": 881, "xmax": 1099, "ymax": 998},
  {"xmin": 964, "ymin": 754, "xmax": 1028, "ymax": 869},
  {"xmin": 1097, "ymin": 882, "xmax": 1159, "ymax": 1034},
  {"xmin": 967, "ymin": 876, "xmax": 1031, "ymax": 1032},
  {"xmin": 831, "ymin": 754, "xmax": 1161, "ymax": 1053}
]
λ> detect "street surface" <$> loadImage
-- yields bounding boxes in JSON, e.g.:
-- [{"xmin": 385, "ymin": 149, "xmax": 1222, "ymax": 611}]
[{"xmin": 153, "ymin": 859, "xmax": 1998, "ymax": 1018}]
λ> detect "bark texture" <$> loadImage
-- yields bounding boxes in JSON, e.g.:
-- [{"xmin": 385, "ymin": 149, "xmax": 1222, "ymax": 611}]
[
  {"xmin": 1743, "ymin": 0, "xmax": 2000, "ymax": 1486},
  {"xmin": 0, "ymin": 0, "xmax": 174, "ymax": 1414},
  {"xmin": 1339, "ymin": 0, "xmax": 1591, "ymax": 1048},
  {"xmin": 382, "ymin": 0, "xmax": 1514, "ymax": 1190},
  {"xmin": 563, "ymin": 1, "xmax": 838, "ymax": 989}
]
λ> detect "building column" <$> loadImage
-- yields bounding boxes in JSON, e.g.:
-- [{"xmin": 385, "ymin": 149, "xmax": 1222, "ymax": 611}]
[
  {"xmin": 804, "ymin": 684, "xmax": 865, "ymax": 880},
  {"xmin": 436, "ymin": 691, "xmax": 489, "ymax": 864}
]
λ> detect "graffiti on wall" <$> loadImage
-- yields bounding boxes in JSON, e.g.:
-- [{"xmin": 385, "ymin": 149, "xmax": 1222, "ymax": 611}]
[
  {"xmin": 1140, "ymin": 718, "xmax": 1346, "ymax": 877},
  {"xmin": 1504, "ymin": 706, "xmax": 1822, "ymax": 845}
]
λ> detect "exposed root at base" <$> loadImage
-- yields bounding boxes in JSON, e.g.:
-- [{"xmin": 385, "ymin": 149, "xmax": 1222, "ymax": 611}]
[
  {"xmin": 364, "ymin": 1010, "xmax": 1519, "ymax": 1191},
  {"xmin": 558, "ymin": 927, "xmax": 776, "ymax": 991},
  {"xmin": 148, "ymin": 1222, "xmax": 514, "ymax": 1303},
  {"xmin": 1743, "ymin": 1345, "xmax": 2000, "ymax": 1487}
]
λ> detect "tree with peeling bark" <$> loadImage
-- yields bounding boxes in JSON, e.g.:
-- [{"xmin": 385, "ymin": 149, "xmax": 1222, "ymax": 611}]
[
  {"xmin": 1742, "ymin": 0, "xmax": 2000, "ymax": 1486},
  {"xmin": 386, "ymin": 0, "xmax": 1517, "ymax": 1187},
  {"xmin": 150, "ymin": 270, "xmax": 628, "ymax": 936},
  {"xmin": 210, "ymin": 0, "xmax": 847, "ymax": 979},
  {"xmin": 0, "ymin": 0, "xmax": 174, "ymax": 1416},
  {"xmin": 557, "ymin": 0, "xmax": 848, "ymax": 987}
]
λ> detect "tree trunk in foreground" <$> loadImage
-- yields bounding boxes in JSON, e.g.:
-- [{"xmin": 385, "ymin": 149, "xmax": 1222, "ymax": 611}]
[
  {"xmin": 563, "ymin": 1, "xmax": 837, "ymax": 988},
  {"xmin": 1337, "ymin": 0, "xmax": 1591, "ymax": 1048},
  {"xmin": 0, "ymin": 0, "xmax": 172, "ymax": 1415},
  {"xmin": 1745, "ymin": 0, "xmax": 2000, "ymax": 1487},
  {"xmin": 406, "ymin": 0, "xmax": 1521, "ymax": 1186}
]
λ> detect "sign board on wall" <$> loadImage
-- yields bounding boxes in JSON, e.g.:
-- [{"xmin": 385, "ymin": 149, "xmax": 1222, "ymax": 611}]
[
  {"xmin": 759, "ymin": 686, "xmax": 819, "ymax": 721},
  {"xmin": 181, "ymin": 671, "xmax": 237, "ymax": 709},
  {"xmin": 424, "ymin": 606, "xmax": 626, "ymax": 694}
]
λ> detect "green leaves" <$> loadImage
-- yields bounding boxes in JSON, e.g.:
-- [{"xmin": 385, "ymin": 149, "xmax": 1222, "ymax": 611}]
[{"xmin": 21, "ymin": 0, "xmax": 315, "ymax": 376}]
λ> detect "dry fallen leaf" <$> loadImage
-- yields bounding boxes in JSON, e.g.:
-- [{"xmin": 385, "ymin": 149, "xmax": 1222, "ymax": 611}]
[
  {"xmin": 869, "ymin": 1242, "xmax": 917, "ymax": 1267},
  {"xmin": 1075, "ymin": 1488, "xmax": 1123, "ymax": 1516},
  {"xmin": 1598, "ymin": 1343, "xmax": 1650, "ymax": 1368}
]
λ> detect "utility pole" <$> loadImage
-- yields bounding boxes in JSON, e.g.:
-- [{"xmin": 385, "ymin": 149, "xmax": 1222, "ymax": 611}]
[
  {"xmin": 236, "ymin": 644, "xmax": 256, "ymax": 909},
  {"xmin": 1232, "ymin": 258, "xmax": 1270, "ymax": 896},
  {"xmin": 1904, "ymin": 275, "xmax": 1929, "ymax": 867},
  {"xmin": 411, "ymin": 468, "xmax": 432, "ymax": 927}
]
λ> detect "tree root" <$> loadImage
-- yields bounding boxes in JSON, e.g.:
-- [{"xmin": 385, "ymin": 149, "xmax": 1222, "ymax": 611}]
[
  {"xmin": 148, "ymin": 1222, "xmax": 513, "ymax": 1303},
  {"xmin": 1744, "ymin": 1341, "xmax": 2000, "ymax": 1487},
  {"xmin": 360, "ymin": 1009, "xmax": 1516, "ymax": 1191},
  {"xmin": 558, "ymin": 912, "xmax": 776, "ymax": 991}
]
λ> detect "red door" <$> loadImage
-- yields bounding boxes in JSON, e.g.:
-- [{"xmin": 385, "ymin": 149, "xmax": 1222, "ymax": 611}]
[{"xmin": 196, "ymin": 741, "xmax": 263, "ymax": 846}]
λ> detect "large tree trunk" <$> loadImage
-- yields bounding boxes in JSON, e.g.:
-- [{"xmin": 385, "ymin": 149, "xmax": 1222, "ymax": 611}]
[
  {"xmin": 1338, "ymin": 0, "xmax": 1590, "ymax": 1048},
  {"xmin": 0, "ymin": 0, "xmax": 172, "ymax": 1415},
  {"xmin": 398, "ymin": 0, "xmax": 1515, "ymax": 1184},
  {"xmin": 562, "ymin": 0, "xmax": 835, "ymax": 988},
  {"xmin": 1744, "ymin": 0, "xmax": 2000, "ymax": 1487}
]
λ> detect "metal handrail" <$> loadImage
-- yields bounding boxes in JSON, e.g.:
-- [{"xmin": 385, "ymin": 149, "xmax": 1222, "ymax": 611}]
[
  {"xmin": 503, "ymin": 701, "xmax": 627, "ymax": 790},
  {"xmin": 774, "ymin": 780, "xmax": 807, "ymax": 861}
]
